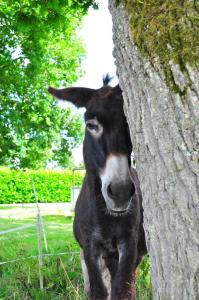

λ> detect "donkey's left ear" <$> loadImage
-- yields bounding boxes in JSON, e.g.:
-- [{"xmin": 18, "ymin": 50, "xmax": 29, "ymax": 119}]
[{"xmin": 48, "ymin": 86, "xmax": 95, "ymax": 108}]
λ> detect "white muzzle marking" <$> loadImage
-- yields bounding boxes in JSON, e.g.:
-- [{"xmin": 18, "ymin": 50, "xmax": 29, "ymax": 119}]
[{"xmin": 100, "ymin": 154, "xmax": 131, "ymax": 212}]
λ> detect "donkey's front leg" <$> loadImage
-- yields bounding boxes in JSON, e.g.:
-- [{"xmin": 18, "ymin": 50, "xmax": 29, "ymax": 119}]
[
  {"xmin": 111, "ymin": 239, "xmax": 137, "ymax": 300},
  {"xmin": 82, "ymin": 246, "xmax": 108, "ymax": 300}
]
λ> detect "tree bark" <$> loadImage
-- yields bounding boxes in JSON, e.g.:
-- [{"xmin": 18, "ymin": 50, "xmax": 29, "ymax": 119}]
[{"xmin": 109, "ymin": 1, "xmax": 199, "ymax": 299}]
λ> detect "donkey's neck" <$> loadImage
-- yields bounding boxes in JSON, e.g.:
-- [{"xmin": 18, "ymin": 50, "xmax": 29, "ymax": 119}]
[
  {"xmin": 86, "ymin": 172, "xmax": 101, "ymax": 193},
  {"xmin": 85, "ymin": 171, "xmax": 108, "ymax": 213}
]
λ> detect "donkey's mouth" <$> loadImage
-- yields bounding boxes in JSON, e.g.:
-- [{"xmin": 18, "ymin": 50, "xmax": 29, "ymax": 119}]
[
  {"xmin": 108, "ymin": 208, "xmax": 128, "ymax": 216},
  {"xmin": 104, "ymin": 196, "xmax": 133, "ymax": 217},
  {"xmin": 110, "ymin": 209, "xmax": 127, "ymax": 214}
]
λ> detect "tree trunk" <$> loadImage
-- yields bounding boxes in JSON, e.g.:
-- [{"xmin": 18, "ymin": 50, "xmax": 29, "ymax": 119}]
[{"xmin": 109, "ymin": 1, "xmax": 199, "ymax": 299}]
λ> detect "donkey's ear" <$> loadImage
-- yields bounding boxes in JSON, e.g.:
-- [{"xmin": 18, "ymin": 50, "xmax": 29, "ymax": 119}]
[{"xmin": 48, "ymin": 86, "xmax": 95, "ymax": 108}]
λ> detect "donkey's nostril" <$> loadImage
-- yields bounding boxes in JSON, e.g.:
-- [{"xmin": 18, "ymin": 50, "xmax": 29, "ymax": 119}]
[
  {"xmin": 107, "ymin": 184, "xmax": 114, "ymax": 199},
  {"xmin": 107, "ymin": 182, "xmax": 135, "ymax": 200},
  {"xmin": 129, "ymin": 183, "xmax": 135, "ymax": 198}
]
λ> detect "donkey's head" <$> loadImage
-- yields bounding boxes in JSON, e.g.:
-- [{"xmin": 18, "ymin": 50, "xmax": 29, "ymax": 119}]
[{"xmin": 48, "ymin": 79, "xmax": 134, "ymax": 215}]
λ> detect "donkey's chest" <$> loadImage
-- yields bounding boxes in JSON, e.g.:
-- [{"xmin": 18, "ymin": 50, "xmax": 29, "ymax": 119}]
[
  {"xmin": 96, "ymin": 235, "xmax": 118, "ymax": 254},
  {"xmin": 92, "ymin": 223, "xmax": 129, "ymax": 254}
]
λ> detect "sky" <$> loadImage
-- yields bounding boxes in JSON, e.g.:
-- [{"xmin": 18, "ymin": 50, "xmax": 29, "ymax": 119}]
[
  {"xmin": 75, "ymin": 0, "xmax": 117, "ymax": 89},
  {"xmin": 72, "ymin": 0, "xmax": 117, "ymax": 165}
]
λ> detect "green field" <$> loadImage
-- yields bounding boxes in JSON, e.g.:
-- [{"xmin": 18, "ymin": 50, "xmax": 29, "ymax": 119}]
[{"xmin": 0, "ymin": 213, "xmax": 152, "ymax": 300}]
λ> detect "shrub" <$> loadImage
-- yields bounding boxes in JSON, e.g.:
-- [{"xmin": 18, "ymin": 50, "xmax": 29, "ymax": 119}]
[{"xmin": 0, "ymin": 167, "xmax": 84, "ymax": 204}]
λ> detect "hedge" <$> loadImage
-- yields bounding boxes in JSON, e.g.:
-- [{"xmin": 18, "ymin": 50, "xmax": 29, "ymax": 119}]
[{"xmin": 0, "ymin": 167, "xmax": 84, "ymax": 204}]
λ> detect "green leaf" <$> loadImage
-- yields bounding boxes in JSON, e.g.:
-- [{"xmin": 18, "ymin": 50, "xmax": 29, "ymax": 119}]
[{"xmin": 0, "ymin": 0, "xmax": 96, "ymax": 169}]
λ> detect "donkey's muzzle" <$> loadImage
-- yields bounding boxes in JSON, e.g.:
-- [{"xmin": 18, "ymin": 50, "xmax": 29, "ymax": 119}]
[
  {"xmin": 106, "ymin": 181, "xmax": 135, "ymax": 212},
  {"xmin": 100, "ymin": 154, "xmax": 135, "ymax": 213},
  {"xmin": 107, "ymin": 182, "xmax": 135, "ymax": 202}
]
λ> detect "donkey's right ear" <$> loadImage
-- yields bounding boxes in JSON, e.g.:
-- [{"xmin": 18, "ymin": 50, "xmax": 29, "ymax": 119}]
[{"xmin": 48, "ymin": 86, "xmax": 95, "ymax": 108}]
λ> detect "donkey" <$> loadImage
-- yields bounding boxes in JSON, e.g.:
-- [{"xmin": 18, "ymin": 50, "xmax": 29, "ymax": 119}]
[{"xmin": 48, "ymin": 78, "xmax": 147, "ymax": 300}]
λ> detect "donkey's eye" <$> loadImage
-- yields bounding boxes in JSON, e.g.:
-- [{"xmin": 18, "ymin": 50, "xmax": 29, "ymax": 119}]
[
  {"xmin": 86, "ymin": 123, "xmax": 98, "ymax": 131},
  {"xmin": 86, "ymin": 119, "xmax": 103, "ymax": 138}
]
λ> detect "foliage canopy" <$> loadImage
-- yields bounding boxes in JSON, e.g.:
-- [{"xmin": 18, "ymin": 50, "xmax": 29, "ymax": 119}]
[{"xmin": 0, "ymin": 0, "xmax": 97, "ymax": 169}]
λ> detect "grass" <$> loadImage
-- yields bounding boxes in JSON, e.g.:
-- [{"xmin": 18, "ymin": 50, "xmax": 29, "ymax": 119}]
[{"xmin": 0, "ymin": 215, "xmax": 152, "ymax": 300}]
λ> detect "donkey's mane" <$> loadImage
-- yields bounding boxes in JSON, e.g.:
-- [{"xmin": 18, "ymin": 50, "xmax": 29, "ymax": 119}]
[{"xmin": 103, "ymin": 74, "xmax": 113, "ymax": 86}]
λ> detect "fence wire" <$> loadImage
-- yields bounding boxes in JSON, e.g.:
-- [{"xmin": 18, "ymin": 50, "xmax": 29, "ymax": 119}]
[{"xmin": 0, "ymin": 179, "xmax": 78, "ymax": 273}]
